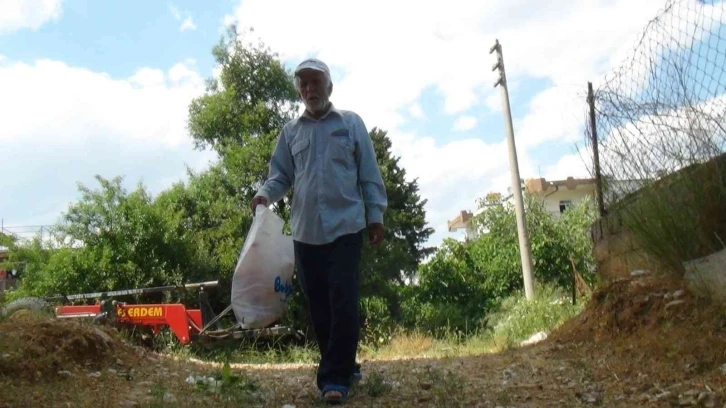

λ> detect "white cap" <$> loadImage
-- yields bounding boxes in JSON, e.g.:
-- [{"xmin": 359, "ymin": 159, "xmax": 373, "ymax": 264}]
[{"xmin": 294, "ymin": 58, "xmax": 330, "ymax": 77}]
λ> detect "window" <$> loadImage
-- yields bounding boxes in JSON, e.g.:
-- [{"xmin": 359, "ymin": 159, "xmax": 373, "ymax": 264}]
[{"xmin": 559, "ymin": 199, "xmax": 572, "ymax": 214}]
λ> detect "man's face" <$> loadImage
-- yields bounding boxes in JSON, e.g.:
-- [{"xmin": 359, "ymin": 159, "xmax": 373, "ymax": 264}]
[{"xmin": 297, "ymin": 69, "xmax": 330, "ymax": 113}]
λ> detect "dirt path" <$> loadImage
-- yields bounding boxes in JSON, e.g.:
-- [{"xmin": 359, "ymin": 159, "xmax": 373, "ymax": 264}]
[{"xmin": 2, "ymin": 274, "xmax": 725, "ymax": 407}]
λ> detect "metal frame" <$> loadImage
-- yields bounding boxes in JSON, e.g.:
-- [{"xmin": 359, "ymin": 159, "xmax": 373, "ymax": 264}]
[{"xmin": 44, "ymin": 280, "xmax": 294, "ymax": 345}]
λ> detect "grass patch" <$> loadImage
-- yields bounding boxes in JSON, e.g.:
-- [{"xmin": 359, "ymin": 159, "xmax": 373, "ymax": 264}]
[
  {"xmin": 185, "ymin": 338, "xmax": 320, "ymax": 365},
  {"xmin": 130, "ymin": 283, "xmax": 588, "ymax": 369},
  {"xmin": 361, "ymin": 371, "xmax": 393, "ymax": 397},
  {"xmin": 366, "ymin": 329, "xmax": 494, "ymax": 360},
  {"xmin": 363, "ymin": 283, "xmax": 586, "ymax": 360},
  {"xmin": 486, "ymin": 283, "xmax": 586, "ymax": 348},
  {"xmin": 190, "ymin": 361, "xmax": 261, "ymax": 404}
]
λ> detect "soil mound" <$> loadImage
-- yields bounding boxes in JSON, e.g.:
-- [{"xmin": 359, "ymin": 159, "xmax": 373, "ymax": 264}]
[
  {"xmin": 552, "ymin": 273, "xmax": 725, "ymax": 343},
  {"xmin": 543, "ymin": 273, "xmax": 726, "ymax": 406},
  {"xmin": 0, "ymin": 311, "xmax": 142, "ymax": 381}
]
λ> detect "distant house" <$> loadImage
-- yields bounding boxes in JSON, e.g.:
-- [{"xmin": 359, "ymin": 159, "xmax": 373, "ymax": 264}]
[
  {"xmin": 524, "ymin": 176, "xmax": 597, "ymax": 216},
  {"xmin": 447, "ymin": 210, "xmax": 479, "ymax": 241},
  {"xmin": 448, "ymin": 176, "xmax": 603, "ymax": 241}
]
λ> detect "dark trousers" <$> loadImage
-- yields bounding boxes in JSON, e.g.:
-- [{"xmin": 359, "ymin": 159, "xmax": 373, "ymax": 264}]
[{"xmin": 294, "ymin": 230, "xmax": 363, "ymax": 390}]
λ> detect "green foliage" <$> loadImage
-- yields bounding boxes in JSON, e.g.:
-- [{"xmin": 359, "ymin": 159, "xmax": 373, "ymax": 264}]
[
  {"xmin": 188, "ymin": 26, "xmax": 298, "ymax": 152},
  {"xmin": 9, "ymin": 176, "xmax": 215, "ymax": 299},
  {"xmin": 187, "ymin": 361, "xmax": 261, "ymax": 405},
  {"xmin": 154, "ymin": 166, "xmax": 254, "ymax": 286},
  {"xmin": 486, "ymin": 283, "xmax": 585, "ymax": 348},
  {"xmin": 357, "ymin": 129, "xmax": 434, "ymax": 327},
  {"xmin": 470, "ymin": 193, "xmax": 596, "ymax": 291},
  {"xmin": 407, "ymin": 193, "xmax": 597, "ymax": 337},
  {"xmin": 404, "ymin": 239, "xmax": 490, "ymax": 336},
  {"xmin": 615, "ymin": 155, "xmax": 726, "ymax": 275},
  {"xmin": 359, "ymin": 296, "xmax": 395, "ymax": 346}
]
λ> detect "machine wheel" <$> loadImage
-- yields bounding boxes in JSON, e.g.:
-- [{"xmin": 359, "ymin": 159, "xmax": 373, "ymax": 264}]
[{"xmin": 0, "ymin": 297, "xmax": 52, "ymax": 319}]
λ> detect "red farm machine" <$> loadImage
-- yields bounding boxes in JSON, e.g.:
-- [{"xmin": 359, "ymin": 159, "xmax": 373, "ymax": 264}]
[{"xmin": 0, "ymin": 280, "xmax": 295, "ymax": 345}]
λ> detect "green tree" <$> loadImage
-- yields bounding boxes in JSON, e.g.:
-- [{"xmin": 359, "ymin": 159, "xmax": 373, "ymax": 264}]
[
  {"xmin": 188, "ymin": 26, "xmax": 298, "ymax": 152},
  {"xmin": 407, "ymin": 193, "xmax": 597, "ymax": 336},
  {"xmin": 358, "ymin": 129, "xmax": 434, "ymax": 324},
  {"xmin": 468, "ymin": 193, "xmax": 596, "ymax": 293},
  {"xmin": 9, "ymin": 176, "xmax": 213, "ymax": 299},
  {"xmin": 402, "ymin": 237, "xmax": 488, "ymax": 336},
  {"xmin": 185, "ymin": 26, "xmax": 298, "ymax": 220}
]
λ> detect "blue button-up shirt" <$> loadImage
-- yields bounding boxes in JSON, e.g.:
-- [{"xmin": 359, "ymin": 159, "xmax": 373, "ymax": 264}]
[{"xmin": 255, "ymin": 104, "xmax": 388, "ymax": 245}]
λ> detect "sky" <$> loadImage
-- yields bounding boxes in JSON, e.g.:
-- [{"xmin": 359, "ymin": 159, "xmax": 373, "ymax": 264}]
[{"xmin": 0, "ymin": 0, "xmax": 704, "ymax": 248}]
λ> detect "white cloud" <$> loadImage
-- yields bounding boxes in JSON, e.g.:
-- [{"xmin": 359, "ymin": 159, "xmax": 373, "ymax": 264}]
[
  {"xmin": 542, "ymin": 151, "xmax": 593, "ymax": 181},
  {"xmin": 129, "ymin": 67, "xmax": 166, "ymax": 88},
  {"xmin": 180, "ymin": 17, "xmax": 196, "ymax": 32},
  {"xmin": 0, "ymin": 59, "xmax": 205, "ymax": 148},
  {"xmin": 486, "ymin": 91, "xmax": 502, "ymax": 114},
  {"xmin": 220, "ymin": 14, "xmax": 236, "ymax": 34},
  {"xmin": 223, "ymin": 0, "xmax": 689, "ymax": 247},
  {"xmin": 516, "ymin": 85, "xmax": 587, "ymax": 148},
  {"xmin": 0, "ymin": 57, "xmax": 217, "ymax": 227},
  {"xmin": 169, "ymin": 4, "xmax": 181, "ymax": 20},
  {"xmin": 408, "ymin": 103, "xmax": 424, "ymax": 120},
  {"xmin": 0, "ymin": 0, "xmax": 63, "ymax": 33},
  {"xmin": 169, "ymin": 3, "xmax": 196, "ymax": 32},
  {"xmin": 452, "ymin": 115, "xmax": 477, "ymax": 132}
]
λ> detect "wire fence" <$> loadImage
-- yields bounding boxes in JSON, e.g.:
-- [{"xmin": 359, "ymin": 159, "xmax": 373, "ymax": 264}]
[{"xmin": 586, "ymin": 0, "xmax": 726, "ymax": 269}]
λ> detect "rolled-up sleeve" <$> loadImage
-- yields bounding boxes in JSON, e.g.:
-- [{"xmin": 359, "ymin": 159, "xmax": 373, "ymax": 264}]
[
  {"xmin": 354, "ymin": 116, "xmax": 388, "ymax": 225},
  {"xmin": 256, "ymin": 128, "xmax": 294, "ymax": 204}
]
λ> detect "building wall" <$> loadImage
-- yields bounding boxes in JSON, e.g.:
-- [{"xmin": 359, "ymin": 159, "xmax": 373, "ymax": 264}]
[
  {"xmin": 452, "ymin": 185, "xmax": 596, "ymax": 242},
  {"xmin": 590, "ymin": 212, "xmax": 670, "ymax": 280},
  {"xmin": 540, "ymin": 186, "xmax": 595, "ymax": 216},
  {"xmin": 590, "ymin": 152, "xmax": 726, "ymax": 287}
]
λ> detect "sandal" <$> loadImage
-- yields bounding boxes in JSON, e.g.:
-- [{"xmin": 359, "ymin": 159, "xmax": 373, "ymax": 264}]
[{"xmin": 320, "ymin": 384, "xmax": 349, "ymax": 405}]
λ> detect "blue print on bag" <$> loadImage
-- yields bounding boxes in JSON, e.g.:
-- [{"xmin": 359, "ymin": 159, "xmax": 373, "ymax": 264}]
[{"xmin": 274, "ymin": 276, "xmax": 293, "ymax": 298}]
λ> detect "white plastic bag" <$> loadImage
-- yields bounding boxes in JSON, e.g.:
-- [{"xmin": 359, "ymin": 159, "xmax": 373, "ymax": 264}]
[{"xmin": 231, "ymin": 205, "xmax": 295, "ymax": 329}]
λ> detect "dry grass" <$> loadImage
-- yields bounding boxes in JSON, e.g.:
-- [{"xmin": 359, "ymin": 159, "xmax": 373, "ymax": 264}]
[{"xmin": 2, "ymin": 273, "xmax": 725, "ymax": 407}]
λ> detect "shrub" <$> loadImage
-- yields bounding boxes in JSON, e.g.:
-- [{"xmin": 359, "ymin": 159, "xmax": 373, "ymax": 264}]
[
  {"xmin": 359, "ymin": 296, "xmax": 395, "ymax": 346},
  {"xmin": 486, "ymin": 283, "xmax": 585, "ymax": 347},
  {"xmin": 408, "ymin": 193, "xmax": 597, "ymax": 337}
]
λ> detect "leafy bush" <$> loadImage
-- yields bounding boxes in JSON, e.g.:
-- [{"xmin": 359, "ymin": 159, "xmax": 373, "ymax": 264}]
[
  {"xmin": 6, "ymin": 176, "xmax": 216, "ymax": 303},
  {"xmin": 360, "ymin": 296, "xmax": 395, "ymax": 346},
  {"xmin": 404, "ymin": 238, "xmax": 494, "ymax": 336},
  {"xmin": 399, "ymin": 296, "xmax": 480, "ymax": 338},
  {"xmin": 486, "ymin": 283, "xmax": 585, "ymax": 347},
  {"xmin": 469, "ymin": 193, "xmax": 597, "ymax": 291},
  {"xmin": 406, "ymin": 193, "xmax": 597, "ymax": 337}
]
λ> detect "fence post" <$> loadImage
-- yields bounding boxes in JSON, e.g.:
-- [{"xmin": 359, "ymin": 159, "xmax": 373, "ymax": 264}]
[{"xmin": 588, "ymin": 82, "xmax": 606, "ymax": 218}]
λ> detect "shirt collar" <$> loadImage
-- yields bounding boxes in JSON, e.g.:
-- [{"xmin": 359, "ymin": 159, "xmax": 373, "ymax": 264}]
[{"xmin": 300, "ymin": 102, "xmax": 340, "ymax": 121}]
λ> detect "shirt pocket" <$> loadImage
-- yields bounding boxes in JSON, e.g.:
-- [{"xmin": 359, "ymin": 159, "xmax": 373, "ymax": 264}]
[
  {"xmin": 290, "ymin": 136, "xmax": 311, "ymax": 174},
  {"xmin": 328, "ymin": 128, "xmax": 354, "ymax": 165}
]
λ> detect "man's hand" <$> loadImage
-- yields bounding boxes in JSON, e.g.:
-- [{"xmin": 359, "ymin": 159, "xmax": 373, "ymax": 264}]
[
  {"xmin": 250, "ymin": 196, "xmax": 268, "ymax": 214},
  {"xmin": 368, "ymin": 223, "xmax": 385, "ymax": 246}
]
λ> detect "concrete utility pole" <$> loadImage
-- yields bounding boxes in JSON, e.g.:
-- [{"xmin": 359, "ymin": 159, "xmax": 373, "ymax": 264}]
[{"xmin": 489, "ymin": 39, "xmax": 535, "ymax": 301}]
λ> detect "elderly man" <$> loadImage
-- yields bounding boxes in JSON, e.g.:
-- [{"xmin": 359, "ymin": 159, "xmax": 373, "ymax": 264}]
[{"xmin": 250, "ymin": 58, "xmax": 388, "ymax": 404}]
